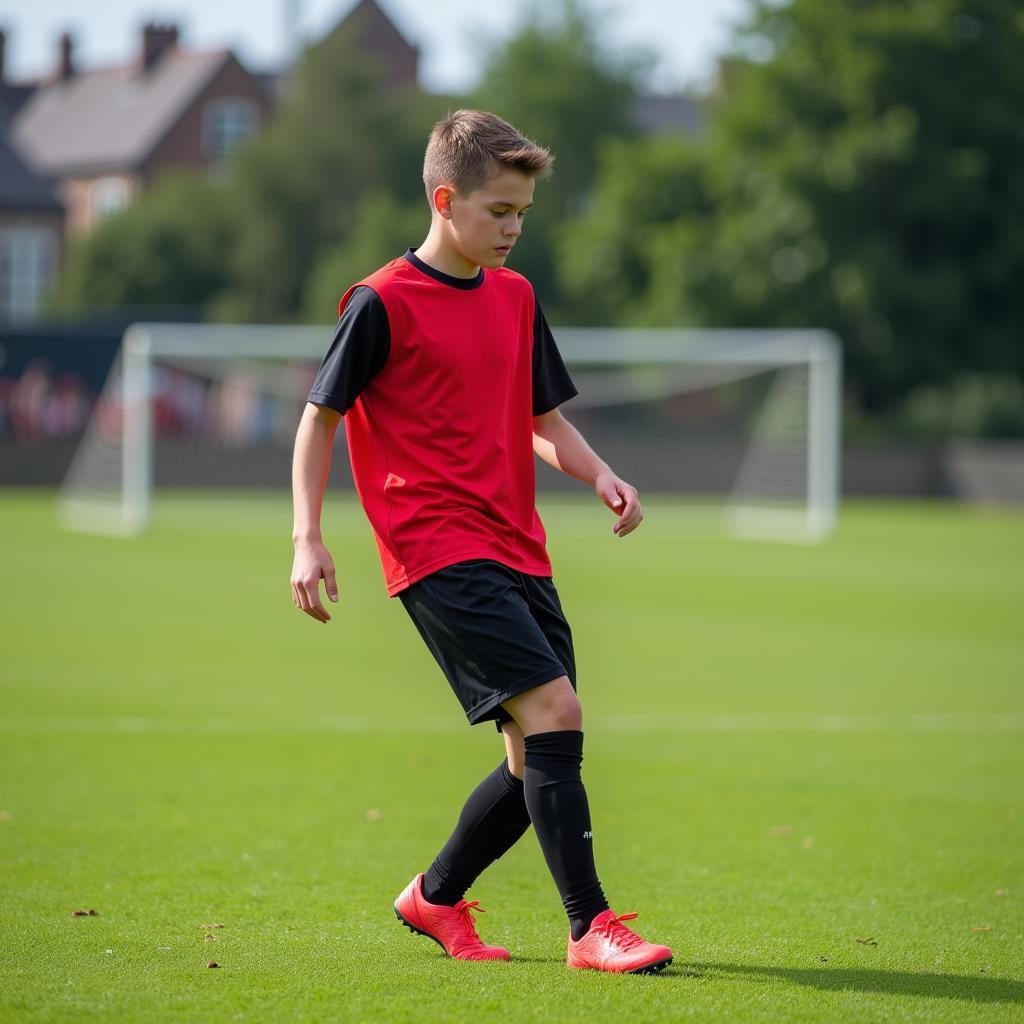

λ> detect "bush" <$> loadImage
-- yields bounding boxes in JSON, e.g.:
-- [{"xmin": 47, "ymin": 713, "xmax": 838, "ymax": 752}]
[{"xmin": 901, "ymin": 373, "xmax": 1024, "ymax": 438}]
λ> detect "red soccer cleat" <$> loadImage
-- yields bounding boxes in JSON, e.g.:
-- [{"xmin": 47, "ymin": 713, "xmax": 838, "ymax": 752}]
[
  {"xmin": 566, "ymin": 909, "xmax": 673, "ymax": 974},
  {"xmin": 393, "ymin": 873, "xmax": 510, "ymax": 961}
]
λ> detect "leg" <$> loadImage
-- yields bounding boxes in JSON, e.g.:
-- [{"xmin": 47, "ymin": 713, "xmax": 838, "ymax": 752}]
[
  {"xmin": 502, "ymin": 677, "xmax": 610, "ymax": 941},
  {"xmin": 501, "ymin": 719, "xmax": 525, "ymax": 779},
  {"xmin": 420, "ymin": 750, "xmax": 532, "ymax": 908},
  {"xmin": 501, "ymin": 674, "xmax": 581, "ymax": 735}
]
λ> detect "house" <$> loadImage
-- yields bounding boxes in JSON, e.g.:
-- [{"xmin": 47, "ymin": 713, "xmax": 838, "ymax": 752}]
[
  {"xmin": 321, "ymin": 0, "xmax": 419, "ymax": 89},
  {"xmin": 0, "ymin": 32, "xmax": 64, "ymax": 323},
  {"xmin": 9, "ymin": 24, "xmax": 271, "ymax": 241},
  {"xmin": 253, "ymin": 0, "xmax": 421, "ymax": 106},
  {"xmin": 0, "ymin": 2, "xmax": 422, "ymax": 322}
]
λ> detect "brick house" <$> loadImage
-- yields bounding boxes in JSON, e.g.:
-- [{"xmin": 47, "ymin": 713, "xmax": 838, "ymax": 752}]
[
  {"xmin": 0, "ymin": 33, "xmax": 64, "ymax": 323},
  {"xmin": 10, "ymin": 24, "xmax": 271, "ymax": 241}
]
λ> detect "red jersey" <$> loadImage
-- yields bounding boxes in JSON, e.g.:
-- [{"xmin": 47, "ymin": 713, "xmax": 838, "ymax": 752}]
[{"xmin": 308, "ymin": 249, "xmax": 577, "ymax": 596}]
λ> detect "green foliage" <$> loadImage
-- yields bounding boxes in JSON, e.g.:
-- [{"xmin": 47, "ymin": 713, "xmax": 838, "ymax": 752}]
[
  {"xmin": 558, "ymin": 135, "xmax": 715, "ymax": 325},
  {"xmin": 48, "ymin": 171, "xmax": 236, "ymax": 312},
  {"xmin": 562, "ymin": 0, "xmax": 1024, "ymax": 418},
  {"xmin": 301, "ymin": 191, "xmax": 428, "ymax": 323},
  {"xmin": 902, "ymin": 373, "xmax": 1024, "ymax": 439},
  {"xmin": 471, "ymin": 0, "xmax": 644, "ymax": 315},
  {"xmin": 215, "ymin": 25, "xmax": 447, "ymax": 322}
]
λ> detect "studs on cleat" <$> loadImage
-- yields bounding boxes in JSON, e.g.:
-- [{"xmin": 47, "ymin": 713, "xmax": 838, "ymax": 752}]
[{"xmin": 629, "ymin": 957, "xmax": 672, "ymax": 975}]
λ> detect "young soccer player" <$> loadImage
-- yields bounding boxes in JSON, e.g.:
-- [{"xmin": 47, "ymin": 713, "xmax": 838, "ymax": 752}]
[{"xmin": 291, "ymin": 110, "xmax": 672, "ymax": 974}]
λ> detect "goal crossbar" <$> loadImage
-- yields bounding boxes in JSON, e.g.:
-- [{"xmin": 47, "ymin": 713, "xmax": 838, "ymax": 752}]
[{"xmin": 61, "ymin": 322, "xmax": 842, "ymax": 541}]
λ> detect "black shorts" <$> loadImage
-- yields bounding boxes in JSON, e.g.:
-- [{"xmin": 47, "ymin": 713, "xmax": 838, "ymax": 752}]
[{"xmin": 398, "ymin": 559, "xmax": 576, "ymax": 729}]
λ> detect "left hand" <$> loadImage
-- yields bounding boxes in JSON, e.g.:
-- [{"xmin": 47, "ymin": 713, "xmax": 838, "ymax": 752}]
[{"xmin": 595, "ymin": 472, "xmax": 644, "ymax": 538}]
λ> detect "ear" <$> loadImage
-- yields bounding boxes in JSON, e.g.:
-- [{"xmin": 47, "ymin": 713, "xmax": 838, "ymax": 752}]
[{"xmin": 432, "ymin": 184, "xmax": 455, "ymax": 220}]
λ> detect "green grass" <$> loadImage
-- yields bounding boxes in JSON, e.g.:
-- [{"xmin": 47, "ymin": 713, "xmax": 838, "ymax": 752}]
[{"xmin": 1, "ymin": 491, "xmax": 1022, "ymax": 1023}]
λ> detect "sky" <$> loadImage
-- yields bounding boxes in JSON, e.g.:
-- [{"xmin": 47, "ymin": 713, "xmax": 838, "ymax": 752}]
[{"xmin": 0, "ymin": 0, "xmax": 750, "ymax": 94}]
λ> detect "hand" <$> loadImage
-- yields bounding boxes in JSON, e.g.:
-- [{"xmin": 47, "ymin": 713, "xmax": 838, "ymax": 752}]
[
  {"xmin": 595, "ymin": 472, "xmax": 644, "ymax": 538},
  {"xmin": 290, "ymin": 540, "xmax": 339, "ymax": 623}
]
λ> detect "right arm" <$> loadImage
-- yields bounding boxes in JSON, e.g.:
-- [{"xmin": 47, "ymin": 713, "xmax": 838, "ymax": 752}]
[{"xmin": 291, "ymin": 401, "xmax": 342, "ymax": 623}]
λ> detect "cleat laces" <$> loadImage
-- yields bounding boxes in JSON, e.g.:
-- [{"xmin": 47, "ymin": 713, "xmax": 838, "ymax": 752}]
[
  {"xmin": 596, "ymin": 911, "xmax": 646, "ymax": 951},
  {"xmin": 450, "ymin": 899, "xmax": 487, "ymax": 950}
]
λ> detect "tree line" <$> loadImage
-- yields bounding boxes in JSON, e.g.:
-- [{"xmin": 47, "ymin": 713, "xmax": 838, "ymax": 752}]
[{"xmin": 50, "ymin": 0, "xmax": 1024, "ymax": 437}]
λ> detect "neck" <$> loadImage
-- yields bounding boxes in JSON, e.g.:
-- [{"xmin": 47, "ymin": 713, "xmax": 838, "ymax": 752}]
[{"xmin": 415, "ymin": 226, "xmax": 480, "ymax": 279}]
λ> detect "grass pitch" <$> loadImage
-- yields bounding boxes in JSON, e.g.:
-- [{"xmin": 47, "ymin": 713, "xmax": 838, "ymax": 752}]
[{"xmin": 1, "ymin": 491, "xmax": 1022, "ymax": 1023}]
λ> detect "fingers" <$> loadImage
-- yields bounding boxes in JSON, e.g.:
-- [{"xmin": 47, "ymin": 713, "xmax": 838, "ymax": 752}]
[
  {"xmin": 611, "ymin": 484, "xmax": 644, "ymax": 538},
  {"xmin": 323, "ymin": 565, "xmax": 339, "ymax": 603},
  {"xmin": 291, "ymin": 575, "xmax": 331, "ymax": 623},
  {"xmin": 597, "ymin": 479, "xmax": 623, "ymax": 512}
]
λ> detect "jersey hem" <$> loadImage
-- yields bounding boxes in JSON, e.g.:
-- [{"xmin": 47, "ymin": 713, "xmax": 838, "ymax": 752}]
[
  {"xmin": 385, "ymin": 548, "xmax": 554, "ymax": 597},
  {"xmin": 307, "ymin": 390, "xmax": 348, "ymax": 414}
]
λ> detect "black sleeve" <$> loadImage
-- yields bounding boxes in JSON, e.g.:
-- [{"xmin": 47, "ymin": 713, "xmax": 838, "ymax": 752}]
[
  {"xmin": 307, "ymin": 286, "xmax": 390, "ymax": 414},
  {"xmin": 532, "ymin": 298, "xmax": 578, "ymax": 416}
]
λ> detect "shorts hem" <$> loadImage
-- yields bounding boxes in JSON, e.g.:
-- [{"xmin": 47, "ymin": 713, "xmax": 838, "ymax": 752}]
[{"xmin": 465, "ymin": 662, "xmax": 571, "ymax": 726}]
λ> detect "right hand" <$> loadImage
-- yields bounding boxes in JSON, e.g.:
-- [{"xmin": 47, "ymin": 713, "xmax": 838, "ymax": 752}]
[{"xmin": 290, "ymin": 540, "xmax": 339, "ymax": 623}]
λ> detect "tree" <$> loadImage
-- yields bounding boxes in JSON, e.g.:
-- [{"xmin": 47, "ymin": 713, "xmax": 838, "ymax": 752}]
[
  {"xmin": 561, "ymin": 0, "xmax": 1024, "ymax": 411},
  {"xmin": 216, "ymin": 22, "xmax": 449, "ymax": 322},
  {"xmin": 49, "ymin": 171, "xmax": 236, "ymax": 312},
  {"xmin": 301, "ymin": 190, "xmax": 428, "ymax": 322},
  {"xmin": 471, "ymin": 0, "xmax": 644, "ymax": 318}
]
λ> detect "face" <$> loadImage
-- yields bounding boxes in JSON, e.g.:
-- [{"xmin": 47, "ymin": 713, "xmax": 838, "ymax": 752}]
[{"xmin": 436, "ymin": 167, "xmax": 536, "ymax": 271}]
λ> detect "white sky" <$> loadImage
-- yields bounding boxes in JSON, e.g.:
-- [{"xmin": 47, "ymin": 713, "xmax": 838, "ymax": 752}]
[{"xmin": 0, "ymin": 0, "xmax": 750, "ymax": 94}]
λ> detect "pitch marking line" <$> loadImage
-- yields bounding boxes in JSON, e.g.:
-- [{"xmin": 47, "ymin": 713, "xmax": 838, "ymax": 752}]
[{"xmin": 0, "ymin": 713, "xmax": 1022, "ymax": 734}]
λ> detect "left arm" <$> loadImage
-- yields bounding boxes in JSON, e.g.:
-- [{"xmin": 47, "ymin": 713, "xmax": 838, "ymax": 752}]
[{"xmin": 532, "ymin": 408, "xmax": 644, "ymax": 538}]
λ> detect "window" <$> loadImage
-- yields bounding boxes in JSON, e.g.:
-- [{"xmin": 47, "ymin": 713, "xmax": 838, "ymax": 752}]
[
  {"xmin": 203, "ymin": 98, "xmax": 258, "ymax": 161},
  {"xmin": 0, "ymin": 227, "xmax": 58, "ymax": 323},
  {"xmin": 92, "ymin": 178, "xmax": 130, "ymax": 222}
]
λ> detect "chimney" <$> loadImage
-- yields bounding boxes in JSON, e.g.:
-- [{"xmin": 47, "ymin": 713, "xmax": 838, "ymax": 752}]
[
  {"xmin": 58, "ymin": 31, "xmax": 74, "ymax": 81},
  {"xmin": 142, "ymin": 22, "xmax": 178, "ymax": 71}
]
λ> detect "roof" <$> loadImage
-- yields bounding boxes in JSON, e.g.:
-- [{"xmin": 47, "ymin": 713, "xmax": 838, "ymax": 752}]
[
  {"xmin": 0, "ymin": 134, "xmax": 63, "ymax": 210},
  {"xmin": 0, "ymin": 93, "xmax": 63, "ymax": 211},
  {"xmin": 11, "ymin": 48, "xmax": 231, "ymax": 176}
]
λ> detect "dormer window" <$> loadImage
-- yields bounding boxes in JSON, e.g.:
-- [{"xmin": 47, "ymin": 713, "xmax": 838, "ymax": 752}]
[{"xmin": 203, "ymin": 98, "xmax": 258, "ymax": 160}]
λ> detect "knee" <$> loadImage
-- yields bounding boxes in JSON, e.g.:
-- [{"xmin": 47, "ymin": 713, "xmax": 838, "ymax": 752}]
[
  {"xmin": 548, "ymin": 693, "xmax": 583, "ymax": 732},
  {"xmin": 502, "ymin": 676, "xmax": 583, "ymax": 735},
  {"xmin": 529, "ymin": 688, "xmax": 583, "ymax": 733}
]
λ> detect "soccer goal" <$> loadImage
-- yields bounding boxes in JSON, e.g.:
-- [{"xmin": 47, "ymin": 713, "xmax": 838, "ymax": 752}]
[{"xmin": 57, "ymin": 322, "xmax": 841, "ymax": 542}]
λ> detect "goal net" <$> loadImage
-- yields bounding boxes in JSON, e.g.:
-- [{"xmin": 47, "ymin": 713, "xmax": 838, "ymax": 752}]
[{"xmin": 57, "ymin": 323, "xmax": 840, "ymax": 541}]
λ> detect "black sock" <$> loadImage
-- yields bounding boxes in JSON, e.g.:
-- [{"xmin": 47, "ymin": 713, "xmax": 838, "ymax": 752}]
[
  {"xmin": 523, "ymin": 729, "xmax": 609, "ymax": 941},
  {"xmin": 421, "ymin": 757, "xmax": 532, "ymax": 907}
]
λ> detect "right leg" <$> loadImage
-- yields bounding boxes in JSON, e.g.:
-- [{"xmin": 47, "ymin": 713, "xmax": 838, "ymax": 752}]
[
  {"xmin": 504, "ymin": 676, "xmax": 674, "ymax": 974},
  {"xmin": 501, "ymin": 677, "xmax": 610, "ymax": 941}
]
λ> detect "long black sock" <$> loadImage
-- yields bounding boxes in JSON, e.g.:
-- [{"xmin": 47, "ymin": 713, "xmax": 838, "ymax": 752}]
[
  {"xmin": 523, "ymin": 729, "xmax": 610, "ymax": 941},
  {"xmin": 421, "ymin": 757, "xmax": 532, "ymax": 907}
]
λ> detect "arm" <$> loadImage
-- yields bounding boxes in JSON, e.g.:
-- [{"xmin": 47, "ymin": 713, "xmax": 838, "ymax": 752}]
[
  {"xmin": 291, "ymin": 401, "xmax": 342, "ymax": 622},
  {"xmin": 532, "ymin": 408, "xmax": 644, "ymax": 538}
]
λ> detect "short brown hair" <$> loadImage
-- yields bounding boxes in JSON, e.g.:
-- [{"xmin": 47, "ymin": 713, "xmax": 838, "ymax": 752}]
[{"xmin": 423, "ymin": 109, "xmax": 553, "ymax": 203}]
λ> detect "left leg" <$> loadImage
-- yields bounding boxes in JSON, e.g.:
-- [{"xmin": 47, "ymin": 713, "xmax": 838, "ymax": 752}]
[
  {"xmin": 420, "ymin": 731, "xmax": 531, "ymax": 907},
  {"xmin": 501, "ymin": 719, "xmax": 525, "ymax": 779}
]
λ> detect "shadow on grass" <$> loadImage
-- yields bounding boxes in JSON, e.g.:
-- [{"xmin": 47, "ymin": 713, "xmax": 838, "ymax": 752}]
[{"xmin": 682, "ymin": 963, "xmax": 1023, "ymax": 1005}]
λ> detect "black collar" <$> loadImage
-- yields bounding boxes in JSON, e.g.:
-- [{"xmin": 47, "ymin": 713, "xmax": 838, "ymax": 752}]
[{"xmin": 403, "ymin": 247, "xmax": 484, "ymax": 290}]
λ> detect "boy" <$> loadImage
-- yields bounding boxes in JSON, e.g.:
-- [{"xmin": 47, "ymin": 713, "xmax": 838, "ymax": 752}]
[{"xmin": 291, "ymin": 110, "xmax": 672, "ymax": 975}]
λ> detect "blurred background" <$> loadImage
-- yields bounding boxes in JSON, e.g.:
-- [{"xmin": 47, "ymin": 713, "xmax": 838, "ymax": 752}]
[{"xmin": 0, "ymin": 0, "xmax": 1021, "ymax": 502}]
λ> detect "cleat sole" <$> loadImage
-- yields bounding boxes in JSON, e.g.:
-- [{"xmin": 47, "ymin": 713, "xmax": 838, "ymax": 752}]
[
  {"xmin": 628, "ymin": 956, "xmax": 672, "ymax": 975},
  {"xmin": 393, "ymin": 905, "xmax": 450, "ymax": 956}
]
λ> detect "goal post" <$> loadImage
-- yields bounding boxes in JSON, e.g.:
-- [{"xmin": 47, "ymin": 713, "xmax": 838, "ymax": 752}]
[{"xmin": 58, "ymin": 322, "xmax": 841, "ymax": 541}]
